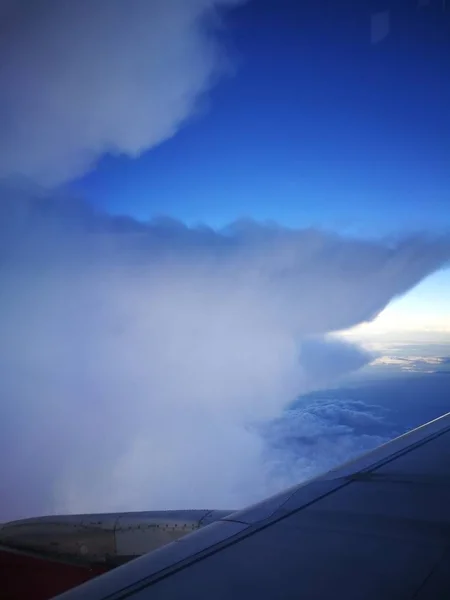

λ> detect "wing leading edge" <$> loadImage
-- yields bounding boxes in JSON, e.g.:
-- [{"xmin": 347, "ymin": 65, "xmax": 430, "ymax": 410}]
[{"xmin": 55, "ymin": 411, "xmax": 450, "ymax": 600}]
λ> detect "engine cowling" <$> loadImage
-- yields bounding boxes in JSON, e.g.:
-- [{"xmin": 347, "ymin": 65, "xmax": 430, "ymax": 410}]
[{"xmin": 0, "ymin": 510, "xmax": 233, "ymax": 567}]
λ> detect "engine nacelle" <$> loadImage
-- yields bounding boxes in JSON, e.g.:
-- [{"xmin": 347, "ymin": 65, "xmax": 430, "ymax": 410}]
[{"xmin": 0, "ymin": 510, "xmax": 233, "ymax": 566}]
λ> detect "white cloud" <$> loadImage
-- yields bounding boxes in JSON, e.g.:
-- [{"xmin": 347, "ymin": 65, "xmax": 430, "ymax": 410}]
[
  {"xmin": 370, "ymin": 354, "xmax": 450, "ymax": 374},
  {"xmin": 0, "ymin": 0, "xmax": 243, "ymax": 184},
  {"xmin": 260, "ymin": 398, "xmax": 394, "ymax": 493},
  {"xmin": 0, "ymin": 187, "xmax": 449, "ymax": 520}
]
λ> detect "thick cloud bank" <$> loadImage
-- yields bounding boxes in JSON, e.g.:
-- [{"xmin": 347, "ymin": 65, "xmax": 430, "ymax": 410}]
[
  {"xmin": 0, "ymin": 0, "xmax": 242, "ymax": 184},
  {"xmin": 1, "ymin": 188, "xmax": 449, "ymax": 520}
]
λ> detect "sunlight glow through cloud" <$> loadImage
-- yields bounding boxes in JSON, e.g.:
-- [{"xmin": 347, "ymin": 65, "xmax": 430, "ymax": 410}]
[{"xmin": 342, "ymin": 270, "xmax": 450, "ymax": 340}]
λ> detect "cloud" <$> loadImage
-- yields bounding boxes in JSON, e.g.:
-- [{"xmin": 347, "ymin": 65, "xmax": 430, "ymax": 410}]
[
  {"xmin": 0, "ymin": 186, "xmax": 449, "ymax": 520},
  {"xmin": 260, "ymin": 397, "xmax": 395, "ymax": 493},
  {"xmin": 0, "ymin": 0, "xmax": 243, "ymax": 184},
  {"xmin": 371, "ymin": 355, "xmax": 450, "ymax": 374}
]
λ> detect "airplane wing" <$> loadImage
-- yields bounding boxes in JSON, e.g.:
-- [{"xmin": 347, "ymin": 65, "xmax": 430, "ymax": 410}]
[{"xmin": 53, "ymin": 411, "xmax": 450, "ymax": 600}]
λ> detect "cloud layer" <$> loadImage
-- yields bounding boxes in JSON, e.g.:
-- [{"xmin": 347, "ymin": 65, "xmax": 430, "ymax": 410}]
[
  {"xmin": 0, "ymin": 0, "xmax": 242, "ymax": 184},
  {"xmin": 0, "ymin": 187, "xmax": 449, "ymax": 520},
  {"xmin": 262, "ymin": 397, "xmax": 394, "ymax": 491}
]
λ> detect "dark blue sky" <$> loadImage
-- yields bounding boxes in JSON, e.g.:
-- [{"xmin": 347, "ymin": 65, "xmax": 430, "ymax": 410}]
[{"xmin": 69, "ymin": 0, "xmax": 450, "ymax": 234}]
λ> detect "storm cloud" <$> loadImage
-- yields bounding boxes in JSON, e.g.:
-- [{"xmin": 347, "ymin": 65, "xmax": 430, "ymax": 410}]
[
  {"xmin": 0, "ymin": 186, "xmax": 449, "ymax": 521},
  {"xmin": 0, "ymin": 0, "xmax": 242, "ymax": 184}
]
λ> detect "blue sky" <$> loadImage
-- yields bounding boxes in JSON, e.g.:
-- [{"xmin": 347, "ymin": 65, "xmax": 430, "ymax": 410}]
[
  {"xmin": 0, "ymin": 0, "xmax": 449, "ymax": 519},
  {"xmin": 70, "ymin": 0, "xmax": 450, "ymax": 234},
  {"xmin": 65, "ymin": 0, "xmax": 450, "ymax": 341}
]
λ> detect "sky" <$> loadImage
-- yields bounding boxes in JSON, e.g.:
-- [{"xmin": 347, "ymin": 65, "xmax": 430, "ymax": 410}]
[
  {"xmin": 69, "ymin": 0, "xmax": 450, "ymax": 340},
  {"xmin": 0, "ymin": 0, "xmax": 449, "ymax": 521},
  {"xmin": 67, "ymin": 0, "xmax": 450, "ymax": 231}
]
